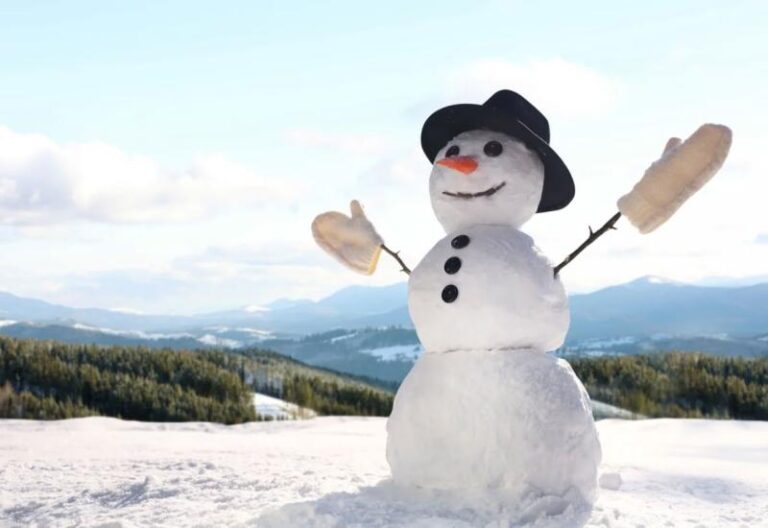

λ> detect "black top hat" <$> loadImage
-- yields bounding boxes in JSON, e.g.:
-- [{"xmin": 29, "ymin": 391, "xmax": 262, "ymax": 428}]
[{"xmin": 421, "ymin": 90, "xmax": 574, "ymax": 213}]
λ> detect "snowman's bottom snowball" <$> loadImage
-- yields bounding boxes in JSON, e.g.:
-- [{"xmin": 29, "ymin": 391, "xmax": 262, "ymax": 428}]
[{"xmin": 386, "ymin": 349, "xmax": 601, "ymax": 506}]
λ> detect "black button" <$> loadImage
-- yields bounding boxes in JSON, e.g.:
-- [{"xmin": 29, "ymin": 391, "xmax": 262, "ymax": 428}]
[
  {"xmin": 441, "ymin": 285, "xmax": 459, "ymax": 303},
  {"xmin": 444, "ymin": 257, "xmax": 462, "ymax": 274},
  {"xmin": 451, "ymin": 235, "xmax": 470, "ymax": 249}
]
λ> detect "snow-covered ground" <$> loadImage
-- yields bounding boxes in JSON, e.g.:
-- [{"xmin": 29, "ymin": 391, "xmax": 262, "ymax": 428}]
[
  {"xmin": 252, "ymin": 393, "xmax": 316, "ymax": 420},
  {"xmin": 1, "ymin": 417, "xmax": 766, "ymax": 527}
]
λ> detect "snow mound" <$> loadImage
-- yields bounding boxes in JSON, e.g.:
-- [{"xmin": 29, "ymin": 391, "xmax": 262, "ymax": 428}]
[
  {"xmin": 598, "ymin": 472, "xmax": 623, "ymax": 490},
  {"xmin": 259, "ymin": 480, "xmax": 593, "ymax": 528},
  {"xmin": 253, "ymin": 392, "xmax": 316, "ymax": 420}
]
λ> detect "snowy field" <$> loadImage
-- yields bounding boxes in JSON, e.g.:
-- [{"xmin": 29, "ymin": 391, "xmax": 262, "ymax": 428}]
[{"xmin": 1, "ymin": 417, "xmax": 767, "ymax": 527}]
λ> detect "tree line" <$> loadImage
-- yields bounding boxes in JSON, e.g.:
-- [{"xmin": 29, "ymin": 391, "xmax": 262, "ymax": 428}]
[
  {"xmin": 569, "ymin": 352, "xmax": 768, "ymax": 419},
  {"xmin": 278, "ymin": 374, "xmax": 392, "ymax": 416},
  {"xmin": 0, "ymin": 336, "xmax": 393, "ymax": 422},
  {"xmin": 0, "ymin": 338, "xmax": 257, "ymax": 423},
  {"xmin": 4, "ymin": 334, "xmax": 764, "ymax": 423}
]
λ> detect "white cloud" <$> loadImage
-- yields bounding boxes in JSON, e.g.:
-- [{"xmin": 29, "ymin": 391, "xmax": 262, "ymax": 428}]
[
  {"xmin": 447, "ymin": 58, "xmax": 620, "ymax": 119},
  {"xmin": 174, "ymin": 242, "xmax": 327, "ymax": 279},
  {"xmin": 31, "ymin": 253, "xmax": 347, "ymax": 315},
  {"xmin": 0, "ymin": 126, "xmax": 294, "ymax": 225},
  {"xmin": 359, "ymin": 149, "xmax": 429, "ymax": 188},
  {"xmin": 284, "ymin": 128, "xmax": 393, "ymax": 156}
]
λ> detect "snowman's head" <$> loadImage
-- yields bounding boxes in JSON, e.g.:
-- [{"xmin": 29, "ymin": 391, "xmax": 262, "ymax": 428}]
[{"xmin": 429, "ymin": 129, "xmax": 544, "ymax": 233}]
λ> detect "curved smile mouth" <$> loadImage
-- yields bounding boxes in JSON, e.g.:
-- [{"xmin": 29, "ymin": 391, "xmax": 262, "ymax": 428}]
[{"xmin": 442, "ymin": 181, "xmax": 506, "ymax": 199}]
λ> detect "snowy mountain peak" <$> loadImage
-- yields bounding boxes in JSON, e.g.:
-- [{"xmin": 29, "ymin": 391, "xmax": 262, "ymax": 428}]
[
  {"xmin": 647, "ymin": 275, "xmax": 681, "ymax": 284},
  {"xmin": 629, "ymin": 275, "xmax": 685, "ymax": 287},
  {"xmin": 243, "ymin": 305, "xmax": 271, "ymax": 313},
  {"xmin": 108, "ymin": 307, "xmax": 145, "ymax": 315}
]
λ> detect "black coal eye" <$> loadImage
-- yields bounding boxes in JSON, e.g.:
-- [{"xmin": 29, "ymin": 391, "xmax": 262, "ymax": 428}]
[
  {"xmin": 484, "ymin": 141, "xmax": 503, "ymax": 157},
  {"xmin": 446, "ymin": 145, "xmax": 460, "ymax": 157}
]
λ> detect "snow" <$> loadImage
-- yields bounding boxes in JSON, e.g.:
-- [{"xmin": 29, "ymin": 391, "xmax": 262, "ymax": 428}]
[
  {"xmin": 108, "ymin": 307, "xmax": 146, "ymax": 315},
  {"xmin": 252, "ymin": 393, "xmax": 316, "ymax": 420},
  {"xmin": 0, "ymin": 319, "xmax": 16, "ymax": 327},
  {"xmin": 562, "ymin": 337, "xmax": 639, "ymax": 358},
  {"xmin": 570, "ymin": 336, "xmax": 637, "ymax": 350},
  {"xmin": 207, "ymin": 326, "xmax": 273, "ymax": 339},
  {"xmin": 598, "ymin": 472, "xmax": 622, "ymax": 491},
  {"xmin": 236, "ymin": 328, "xmax": 273, "ymax": 339},
  {"xmin": 196, "ymin": 334, "xmax": 242, "ymax": 348},
  {"xmin": 387, "ymin": 349, "xmax": 600, "ymax": 508},
  {"xmin": 359, "ymin": 344, "xmax": 423, "ymax": 362},
  {"xmin": 645, "ymin": 275, "xmax": 681, "ymax": 285},
  {"xmin": 70, "ymin": 323, "xmax": 194, "ymax": 341},
  {"xmin": 329, "ymin": 332, "xmax": 358, "ymax": 343},
  {"xmin": 1, "ymin": 417, "xmax": 766, "ymax": 527},
  {"xmin": 590, "ymin": 400, "xmax": 642, "ymax": 420}
]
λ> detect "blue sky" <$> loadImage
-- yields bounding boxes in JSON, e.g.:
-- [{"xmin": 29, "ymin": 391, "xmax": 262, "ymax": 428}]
[{"xmin": 0, "ymin": 1, "xmax": 766, "ymax": 313}]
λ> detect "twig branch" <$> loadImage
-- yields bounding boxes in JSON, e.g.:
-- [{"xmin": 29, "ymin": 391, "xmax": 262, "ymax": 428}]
[
  {"xmin": 553, "ymin": 212, "xmax": 622, "ymax": 276},
  {"xmin": 380, "ymin": 244, "xmax": 411, "ymax": 275}
]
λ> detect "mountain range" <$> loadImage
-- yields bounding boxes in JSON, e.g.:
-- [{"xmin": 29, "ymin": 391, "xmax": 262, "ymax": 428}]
[
  {"xmin": 0, "ymin": 283, "xmax": 411, "ymax": 335},
  {"xmin": 2, "ymin": 276, "xmax": 767, "ymax": 337},
  {"xmin": 0, "ymin": 276, "xmax": 766, "ymax": 383}
]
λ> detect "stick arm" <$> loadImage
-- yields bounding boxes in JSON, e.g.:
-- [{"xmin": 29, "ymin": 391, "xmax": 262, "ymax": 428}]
[
  {"xmin": 553, "ymin": 212, "xmax": 622, "ymax": 276},
  {"xmin": 380, "ymin": 244, "xmax": 412, "ymax": 275}
]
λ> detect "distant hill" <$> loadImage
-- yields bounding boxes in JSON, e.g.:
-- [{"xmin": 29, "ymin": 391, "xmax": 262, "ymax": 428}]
[
  {"xmin": 0, "ymin": 291, "xmax": 194, "ymax": 331},
  {"xmin": 262, "ymin": 328, "xmax": 422, "ymax": 384},
  {"xmin": 568, "ymin": 277, "xmax": 768, "ymax": 340},
  {"xmin": 0, "ymin": 322, "xmax": 208, "ymax": 349},
  {"xmin": 0, "ymin": 276, "xmax": 766, "ymax": 385},
  {"xmin": 1, "ymin": 277, "xmax": 767, "ymax": 340},
  {"xmin": 247, "ymin": 276, "xmax": 768, "ymax": 339},
  {"xmin": 0, "ymin": 283, "xmax": 412, "ymax": 336}
]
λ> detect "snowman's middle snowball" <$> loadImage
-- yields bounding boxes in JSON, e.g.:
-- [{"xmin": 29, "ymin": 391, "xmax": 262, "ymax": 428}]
[{"xmin": 408, "ymin": 225, "xmax": 569, "ymax": 354}]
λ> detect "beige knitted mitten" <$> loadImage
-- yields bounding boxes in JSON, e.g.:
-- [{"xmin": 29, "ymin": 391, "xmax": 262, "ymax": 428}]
[
  {"xmin": 312, "ymin": 200, "xmax": 384, "ymax": 275},
  {"xmin": 618, "ymin": 124, "xmax": 732, "ymax": 234}
]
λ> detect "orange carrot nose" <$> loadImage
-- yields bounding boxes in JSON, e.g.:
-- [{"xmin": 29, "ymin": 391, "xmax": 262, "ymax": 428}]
[{"xmin": 436, "ymin": 156, "xmax": 478, "ymax": 175}]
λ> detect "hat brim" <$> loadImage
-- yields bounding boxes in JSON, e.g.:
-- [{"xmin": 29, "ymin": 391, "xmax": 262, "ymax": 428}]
[{"xmin": 421, "ymin": 104, "xmax": 574, "ymax": 213}]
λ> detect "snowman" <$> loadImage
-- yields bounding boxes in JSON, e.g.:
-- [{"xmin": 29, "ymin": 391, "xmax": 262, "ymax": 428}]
[{"xmin": 312, "ymin": 90, "xmax": 731, "ymax": 509}]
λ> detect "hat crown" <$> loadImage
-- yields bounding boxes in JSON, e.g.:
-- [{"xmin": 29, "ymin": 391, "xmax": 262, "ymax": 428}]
[{"xmin": 483, "ymin": 90, "xmax": 550, "ymax": 143}]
